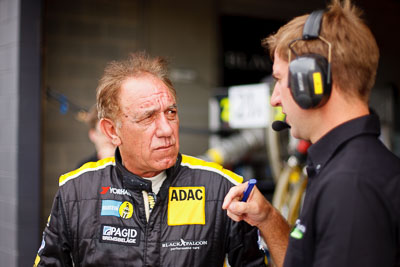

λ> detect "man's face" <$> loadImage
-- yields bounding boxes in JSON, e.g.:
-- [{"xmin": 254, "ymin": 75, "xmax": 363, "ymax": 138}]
[
  {"xmin": 270, "ymin": 51, "xmax": 312, "ymax": 141},
  {"xmin": 115, "ymin": 74, "xmax": 179, "ymax": 177}
]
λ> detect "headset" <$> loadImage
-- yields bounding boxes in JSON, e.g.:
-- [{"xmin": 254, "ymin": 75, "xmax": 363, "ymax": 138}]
[{"xmin": 288, "ymin": 10, "xmax": 332, "ymax": 109}]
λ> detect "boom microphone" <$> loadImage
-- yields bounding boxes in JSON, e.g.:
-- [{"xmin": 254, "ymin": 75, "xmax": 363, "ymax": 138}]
[{"xmin": 271, "ymin": 120, "xmax": 291, "ymax": 132}]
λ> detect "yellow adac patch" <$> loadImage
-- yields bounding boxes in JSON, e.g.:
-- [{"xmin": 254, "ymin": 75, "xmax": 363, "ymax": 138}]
[
  {"xmin": 168, "ymin": 187, "xmax": 205, "ymax": 226},
  {"xmin": 312, "ymin": 72, "xmax": 323, "ymax": 95}
]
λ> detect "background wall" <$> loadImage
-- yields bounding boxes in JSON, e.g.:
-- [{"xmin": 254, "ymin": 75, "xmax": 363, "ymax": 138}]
[
  {"xmin": 0, "ymin": 0, "xmax": 42, "ymax": 265},
  {"xmin": 0, "ymin": 1, "xmax": 20, "ymax": 265}
]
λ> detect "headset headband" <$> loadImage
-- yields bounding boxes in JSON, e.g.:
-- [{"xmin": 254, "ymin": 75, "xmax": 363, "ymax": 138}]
[
  {"xmin": 303, "ymin": 10, "xmax": 324, "ymax": 40},
  {"xmin": 288, "ymin": 10, "xmax": 331, "ymax": 65}
]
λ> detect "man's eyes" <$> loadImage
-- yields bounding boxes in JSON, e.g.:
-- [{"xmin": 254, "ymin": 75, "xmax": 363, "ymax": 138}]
[
  {"xmin": 132, "ymin": 112, "xmax": 153, "ymax": 124},
  {"xmin": 166, "ymin": 109, "xmax": 177, "ymax": 119},
  {"xmin": 139, "ymin": 114, "xmax": 155, "ymax": 123},
  {"xmin": 136, "ymin": 109, "xmax": 177, "ymax": 124}
]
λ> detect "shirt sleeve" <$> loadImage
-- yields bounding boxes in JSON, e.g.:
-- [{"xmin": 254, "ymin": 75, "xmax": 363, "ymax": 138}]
[
  {"xmin": 312, "ymin": 171, "xmax": 397, "ymax": 267},
  {"xmin": 34, "ymin": 190, "xmax": 73, "ymax": 267},
  {"xmin": 226, "ymin": 219, "xmax": 268, "ymax": 266}
]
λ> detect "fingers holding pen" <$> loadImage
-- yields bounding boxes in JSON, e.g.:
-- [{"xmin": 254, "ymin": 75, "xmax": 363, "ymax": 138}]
[
  {"xmin": 223, "ymin": 182, "xmax": 271, "ymax": 227},
  {"xmin": 223, "ymin": 184, "xmax": 249, "ymax": 222},
  {"xmin": 222, "ymin": 182, "xmax": 247, "ymax": 210},
  {"xmin": 222, "ymin": 182, "xmax": 258, "ymax": 223}
]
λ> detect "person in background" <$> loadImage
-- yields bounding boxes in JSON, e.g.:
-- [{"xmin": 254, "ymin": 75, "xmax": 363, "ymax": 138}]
[
  {"xmin": 76, "ymin": 105, "xmax": 116, "ymax": 167},
  {"xmin": 34, "ymin": 52, "xmax": 267, "ymax": 266},
  {"xmin": 223, "ymin": 0, "xmax": 400, "ymax": 266}
]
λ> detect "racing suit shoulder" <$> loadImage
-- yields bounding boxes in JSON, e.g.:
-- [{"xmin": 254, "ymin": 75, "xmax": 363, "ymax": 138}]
[
  {"xmin": 59, "ymin": 156, "xmax": 116, "ymax": 187},
  {"xmin": 35, "ymin": 157, "xmax": 117, "ymax": 266},
  {"xmin": 180, "ymin": 154, "xmax": 243, "ymax": 186}
]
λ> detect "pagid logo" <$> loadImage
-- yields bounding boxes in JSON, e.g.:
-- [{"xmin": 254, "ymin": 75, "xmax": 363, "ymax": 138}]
[{"xmin": 100, "ymin": 225, "xmax": 140, "ymax": 246}]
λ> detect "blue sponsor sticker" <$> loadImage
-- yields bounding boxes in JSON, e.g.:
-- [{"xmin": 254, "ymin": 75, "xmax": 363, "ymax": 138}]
[
  {"xmin": 101, "ymin": 200, "xmax": 134, "ymax": 219},
  {"xmin": 101, "ymin": 200, "xmax": 122, "ymax": 217}
]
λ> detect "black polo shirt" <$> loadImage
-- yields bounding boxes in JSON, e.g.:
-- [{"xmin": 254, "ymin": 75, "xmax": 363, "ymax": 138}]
[{"xmin": 284, "ymin": 113, "xmax": 400, "ymax": 267}]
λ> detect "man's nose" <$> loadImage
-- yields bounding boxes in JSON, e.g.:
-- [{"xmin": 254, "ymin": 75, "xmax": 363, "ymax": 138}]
[
  {"xmin": 155, "ymin": 114, "xmax": 173, "ymax": 137},
  {"xmin": 270, "ymin": 85, "xmax": 281, "ymax": 107}
]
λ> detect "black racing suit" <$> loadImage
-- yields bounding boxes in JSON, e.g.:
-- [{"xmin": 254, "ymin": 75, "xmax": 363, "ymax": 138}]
[{"xmin": 34, "ymin": 149, "xmax": 266, "ymax": 266}]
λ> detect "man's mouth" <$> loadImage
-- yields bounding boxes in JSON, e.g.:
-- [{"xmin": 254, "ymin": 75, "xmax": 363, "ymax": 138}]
[{"xmin": 155, "ymin": 144, "xmax": 174, "ymax": 150}]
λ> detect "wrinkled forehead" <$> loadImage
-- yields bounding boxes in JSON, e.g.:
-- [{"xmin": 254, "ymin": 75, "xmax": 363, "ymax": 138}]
[
  {"xmin": 127, "ymin": 74, "xmax": 175, "ymax": 97},
  {"xmin": 119, "ymin": 75, "xmax": 176, "ymax": 114},
  {"xmin": 136, "ymin": 91, "xmax": 176, "ymax": 111}
]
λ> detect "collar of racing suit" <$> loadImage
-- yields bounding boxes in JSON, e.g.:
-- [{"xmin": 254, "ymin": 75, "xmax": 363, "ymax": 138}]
[{"xmin": 114, "ymin": 147, "xmax": 182, "ymax": 202}]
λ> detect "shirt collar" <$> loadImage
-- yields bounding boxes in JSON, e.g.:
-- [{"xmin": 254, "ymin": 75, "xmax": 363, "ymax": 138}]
[
  {"xmin": 307, "ymin": 112, "xmax": 381, "ymax": 175},
  {"xmin": 115, "ymin": 148, "xmax": 182, "ymax": 195}
]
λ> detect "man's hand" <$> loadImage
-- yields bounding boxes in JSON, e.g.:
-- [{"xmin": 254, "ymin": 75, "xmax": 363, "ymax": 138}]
[
  {"xmin": 222, "ymin": 182, "xmax": 290, "ymax": 267},
  {"xmin": 222, "ymin": 182, "xmax": 271, "ymax": 228}
]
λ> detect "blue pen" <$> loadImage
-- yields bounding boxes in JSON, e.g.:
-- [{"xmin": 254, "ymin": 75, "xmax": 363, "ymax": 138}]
[{"xmin": 241, "ymin": 179, "xmax": 257, "ymax": 202}]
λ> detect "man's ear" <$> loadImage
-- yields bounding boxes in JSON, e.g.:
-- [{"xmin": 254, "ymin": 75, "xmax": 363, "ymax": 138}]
[{"xmin": 99, "ymin": 118, "xmax": 122, "ymax": 146}]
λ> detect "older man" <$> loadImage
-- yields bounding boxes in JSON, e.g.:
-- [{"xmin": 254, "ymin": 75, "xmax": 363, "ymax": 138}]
[{"xmin": 34, "ymin": 52, "xmax": 266, "ymax": 266}]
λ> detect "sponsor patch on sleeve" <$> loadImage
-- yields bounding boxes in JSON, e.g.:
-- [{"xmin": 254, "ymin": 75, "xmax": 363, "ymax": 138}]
[
  {"xmin": 168, "ymin": 187, "xmax": 205, "ymax": 226},
  {"xmin": 100, "ymin": 224, "xmax": 140, "ymax": 246}
]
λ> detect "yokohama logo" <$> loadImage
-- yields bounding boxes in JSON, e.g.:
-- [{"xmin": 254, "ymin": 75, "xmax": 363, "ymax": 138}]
[{"xmin": 100, "ymin": 186, "xmax": 131, "ymax": 196}]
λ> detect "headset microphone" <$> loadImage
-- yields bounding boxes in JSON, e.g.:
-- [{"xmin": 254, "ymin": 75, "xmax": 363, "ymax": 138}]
[{"xmin": 272, "ymin": 120, "xmax": 291, "ymax": 132}]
